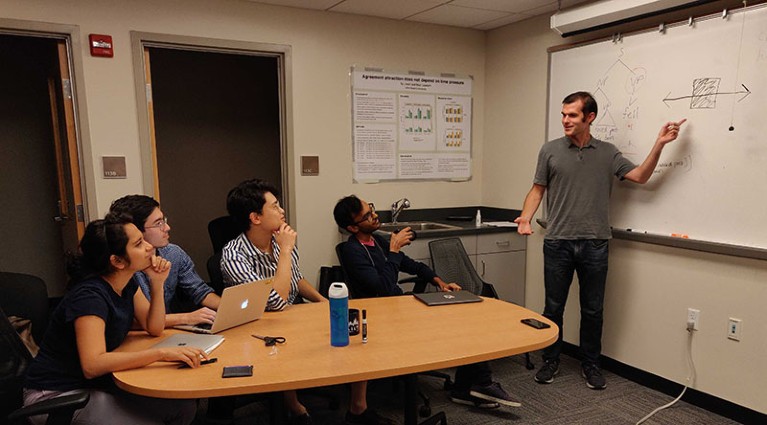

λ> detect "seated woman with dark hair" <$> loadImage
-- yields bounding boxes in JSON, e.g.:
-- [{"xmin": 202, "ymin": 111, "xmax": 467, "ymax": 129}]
[{"xmin": 23, "ymin": 213, "xmax": 205, "ymax": 425}]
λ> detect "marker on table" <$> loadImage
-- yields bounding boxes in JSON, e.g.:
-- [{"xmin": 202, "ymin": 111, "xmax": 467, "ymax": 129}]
[{"xmin": 362, "ymin": 309, "xmax": 368, "ymax": 344}]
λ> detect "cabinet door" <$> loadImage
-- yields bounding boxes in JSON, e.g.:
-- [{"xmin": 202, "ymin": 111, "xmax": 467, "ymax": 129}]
[{"xmin": 478, "ymin": 250, "xmax": 526, "ymax": 306}]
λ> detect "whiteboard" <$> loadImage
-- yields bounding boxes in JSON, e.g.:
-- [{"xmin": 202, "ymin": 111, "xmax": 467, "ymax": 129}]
[{"xmin": 547, "ymin": 4, "xmax": 767, "ymax": 250}]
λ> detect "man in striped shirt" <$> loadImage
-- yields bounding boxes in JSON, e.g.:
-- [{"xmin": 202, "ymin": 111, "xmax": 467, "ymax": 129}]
[{"xmin": 220, "ymin": 179, "xmax": 393, "ymax": 425}]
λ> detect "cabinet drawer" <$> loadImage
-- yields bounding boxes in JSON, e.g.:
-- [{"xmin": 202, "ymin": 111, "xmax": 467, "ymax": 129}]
[{"xmin": 477, "ymin": 232, "xmax": 525, "ymax": 253}]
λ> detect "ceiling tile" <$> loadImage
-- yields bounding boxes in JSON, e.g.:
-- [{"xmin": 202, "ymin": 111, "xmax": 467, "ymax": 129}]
[
  {"xmin": 473, "ymin": 13, "xmax": 530, "ymax": 30},
  {"xmin": 450, "ymin": 0, "xmax": 556, "ymax": 14},
  {"xmin": 407, "ymin": 4, "xmax": 509, "ymax": 27},
  {"xmin": 246, "ymin": 0, "xmax": 340, "ymax": 11},
  {"xmin": 329, "ymin": 0, "xmax": 446, "ymax": 20}
]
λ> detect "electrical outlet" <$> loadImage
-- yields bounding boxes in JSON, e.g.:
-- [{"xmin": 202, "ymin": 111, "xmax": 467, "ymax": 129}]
[
  {"xmin": 687, "ymin": 308, "xmax": 700, "ymax": 330},
  {"xmin": 727, "ymin": 318, "xmax": 742, "ymax": 341}
]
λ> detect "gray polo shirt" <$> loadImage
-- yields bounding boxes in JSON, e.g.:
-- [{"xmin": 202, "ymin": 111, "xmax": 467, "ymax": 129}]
[{"xmin": 534, "ymin": 136, "xmax": 636, "ymax": 240}]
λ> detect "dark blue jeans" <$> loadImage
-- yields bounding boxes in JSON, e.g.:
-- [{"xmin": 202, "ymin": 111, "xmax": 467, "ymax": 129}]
[{"xmin": 542, "ymin": 239, "xmax": 609, "ymax": 366}]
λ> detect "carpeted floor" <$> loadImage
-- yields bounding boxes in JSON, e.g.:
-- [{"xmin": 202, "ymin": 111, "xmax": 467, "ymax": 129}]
[{"xmin": 194, "ymin": 352, "xmax": 741, "ymax": 424}]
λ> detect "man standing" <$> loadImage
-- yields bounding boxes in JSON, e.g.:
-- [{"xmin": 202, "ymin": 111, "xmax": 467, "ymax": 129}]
[
  {"xmin": 515, "ymin": 91, "xmax": 686, "ymax": 389},
  {"xmin": 110, "ymin": 195, "xmax": 220, "ymax": 327},
  {"xmin": 221, "ymin": 179, "xmax": 392, "ymax": 425},
  {"xmin": 333, "ymin": 195, "xmax": 521, "ymax": 409}
]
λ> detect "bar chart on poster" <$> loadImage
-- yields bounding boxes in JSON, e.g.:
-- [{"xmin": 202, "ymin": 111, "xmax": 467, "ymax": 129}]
[
  {"xmin": 547, "ymin": 3, "xmax": 767, "ymax": 251},
  {"xmin": 351, "ymin": 67, "xmax": 473, "ymax": 183}
]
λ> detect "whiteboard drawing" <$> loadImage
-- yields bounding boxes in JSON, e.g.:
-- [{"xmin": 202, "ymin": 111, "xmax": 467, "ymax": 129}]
[{"xmin": 662, "ymin": 81, "xmax": 752, "ymax": 108}]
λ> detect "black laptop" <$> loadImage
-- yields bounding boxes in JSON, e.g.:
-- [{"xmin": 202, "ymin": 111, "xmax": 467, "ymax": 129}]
[{"xmin": 413, "ymin": 291, "xmax": 482, "ymax": 306}]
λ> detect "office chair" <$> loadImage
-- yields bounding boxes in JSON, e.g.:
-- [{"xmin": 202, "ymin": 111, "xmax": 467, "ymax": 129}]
[
  {"xmin": 206, "ymin": 252, "xmax": 225, "ymax": 296},
  {"xmin": 0, "ymin": 274, "xmax": 90, "ymax": 425},
  {"xmin": 318, "ymin": 265, "xmax": 345, "ymax": 299},
  {"xmin": 2, "ymin": 307, "xmax": 90, "ymax": 425},
  {"xmin": 334, "ymin": 241, "xmax": 452, "ymax": 418},
  {"xmin": 428, "ymin": 238, "xmax": 535, "ymax": 370},
  {"xmin": 206, "ymin": 216, "xmax": 239, "ymax": 297},
  {"xmin": 0, "ymin": 272, "xmax": 50, "ymax": 344},
  {"xmin": 208, "ymin": 215, "xmax": 240, "ymax": 253}
]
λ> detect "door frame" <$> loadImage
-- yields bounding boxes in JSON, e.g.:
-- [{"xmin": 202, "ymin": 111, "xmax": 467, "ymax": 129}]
[
  {"xmin": 0, "ymin": 18, "xmax": 95, "ymax": 226},
  {"xmin": 130, "ymin": 32, "xmax": 295, "ymax": 224}
]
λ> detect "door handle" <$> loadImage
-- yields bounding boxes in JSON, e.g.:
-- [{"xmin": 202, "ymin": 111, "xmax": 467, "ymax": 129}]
[
  {"xmin": 54, "ymin": 200, "xmax": 69, "ymax": 222},
  {"xmin": 481, "ymin": 260, "xmax": 486, "ymax": 277}
]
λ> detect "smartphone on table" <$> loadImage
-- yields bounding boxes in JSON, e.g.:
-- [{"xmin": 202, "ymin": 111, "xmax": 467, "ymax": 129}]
[{"xmin": 521, "ymin": 318, "xmax": 551, "ymax": 329}]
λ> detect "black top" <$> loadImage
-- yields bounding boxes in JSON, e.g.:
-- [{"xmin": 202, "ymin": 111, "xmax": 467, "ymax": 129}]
[
  {"xmin": 341, "ymin": 234, "xmax": 437, "ymax": 299},
  {"xmin": 25, "ymin": 276, "xmax": 138, "ymax": 391}
]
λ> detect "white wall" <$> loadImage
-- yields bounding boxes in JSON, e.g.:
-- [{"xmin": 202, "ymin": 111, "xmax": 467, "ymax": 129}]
[
  {"xmin": 484, "ymin": 14, "xmax": 767, "ymax": 414},
  {"xmin": 0, "ymin": 0, "xmax": 486, "ymax": 281}
]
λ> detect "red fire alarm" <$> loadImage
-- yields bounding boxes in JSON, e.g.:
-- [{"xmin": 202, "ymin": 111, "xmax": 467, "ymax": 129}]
[{"xmin": 89, "ymin": 34, "xmax": 114, "ymax": 57}]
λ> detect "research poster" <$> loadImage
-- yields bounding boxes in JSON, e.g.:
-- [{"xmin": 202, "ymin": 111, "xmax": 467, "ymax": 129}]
[{"xmin": 351, "ymin": 67, "xmax": 472, "ymax": 182}]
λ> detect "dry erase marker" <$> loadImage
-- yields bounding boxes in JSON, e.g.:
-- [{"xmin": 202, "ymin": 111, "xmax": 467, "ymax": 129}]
[{"xmin": 362, "ymin": 309, "xmax": 368, "ymax": 343}]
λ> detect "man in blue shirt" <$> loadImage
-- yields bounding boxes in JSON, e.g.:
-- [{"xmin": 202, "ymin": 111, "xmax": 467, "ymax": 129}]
[
  {"xmin": 110, "ymin": 195, "xmax": 220, "ymax": 327},
  {"xmin": 334, "ymin": 195, "xmax": 521, "ymax": 409}
]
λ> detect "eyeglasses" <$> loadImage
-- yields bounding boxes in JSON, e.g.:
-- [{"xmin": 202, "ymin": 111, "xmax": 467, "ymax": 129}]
[
  {"xmin": 353, "ymin": 203, "xmax": 376, "ymax": 225},
  {"xmin": 145, "ymin": 216, "xmax": 169, "ymax": 230}
]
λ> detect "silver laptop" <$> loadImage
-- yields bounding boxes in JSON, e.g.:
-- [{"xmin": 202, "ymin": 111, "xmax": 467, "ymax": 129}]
[
  {"xmin": 413, "ymin": 291, "xmax": 482, "ymax": 306},
  {"xmin": 174, "ymin": 279, "xmax": 272, "ymax": 334},
  {"xmin": 152, "ymin": 333, "xmax": 225, "ymax": 355}
]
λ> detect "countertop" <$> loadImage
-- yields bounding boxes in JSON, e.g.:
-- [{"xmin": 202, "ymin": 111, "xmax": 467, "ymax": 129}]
[{"xmin": 373, "ymin": 206, "xmax": 522, "ymax": 239}]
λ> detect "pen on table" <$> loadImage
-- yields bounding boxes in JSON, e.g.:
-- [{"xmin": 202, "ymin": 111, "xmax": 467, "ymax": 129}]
[
  {"xmin": 178, "ymin": 357, "xmax": 217, "ymax": 369},
  {"xmin": 362, "ymin": 309, "xmax": 367, "ymax": 343}
]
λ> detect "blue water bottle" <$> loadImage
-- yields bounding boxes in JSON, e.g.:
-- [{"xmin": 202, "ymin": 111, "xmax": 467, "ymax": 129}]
[{"xmin": 329, "ymin": 282, "xmax": 349, "ymax": 347}]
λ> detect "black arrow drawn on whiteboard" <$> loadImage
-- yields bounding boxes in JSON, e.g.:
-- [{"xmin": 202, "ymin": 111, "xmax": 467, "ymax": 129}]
[{"xmin": 662, "ymin": 84, "xmax": 751, "ymax": 108}]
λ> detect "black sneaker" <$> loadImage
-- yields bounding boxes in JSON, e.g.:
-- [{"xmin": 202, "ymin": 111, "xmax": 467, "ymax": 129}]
[
  {"xmin": 534, "ymin": 360, "xmax": 559, "ymax": 384},
  {"xmin": 469, "ymin": 382, "xmax": 522, "ymax": 407},
  {"xmin": 449, "ymin": 391, "xmax": 500, "ymax": 409},
  {"xmin": 582, "ymin": 363, "xmax": 606, "ymax": 390},
  {"xmin": 345, "ymin": 408, "xmax": 396, "ymax": 425}
]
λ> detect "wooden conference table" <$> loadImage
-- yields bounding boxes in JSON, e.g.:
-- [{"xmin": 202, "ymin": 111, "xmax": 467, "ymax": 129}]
[{"xmin": 114, "ymin": 295, "xmax": 557, "ymax": 424}]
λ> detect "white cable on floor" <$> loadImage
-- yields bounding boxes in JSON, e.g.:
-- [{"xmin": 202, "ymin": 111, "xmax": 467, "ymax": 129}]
[{"xmin": 635, "ymin": 326, "xmax": 696, "ymax": 425}]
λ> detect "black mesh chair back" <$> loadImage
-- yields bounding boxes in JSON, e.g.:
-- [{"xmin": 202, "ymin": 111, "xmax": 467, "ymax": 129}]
[
  {"xmin": 429, "ymin": 237, "xmax": 533, "ymax": 369},
  {"xmin": 0, "ymin": 272, "xmax": 49, "ymax": 344},
  {"xmin": 428, "ymin": 238, "xmax": 486, "ymax": 295},
  {"xmin": 1, "ymin": 307, "xmax": 33, "ymax": 421},
  {"xmin": 1, "ymin": 307, "xmax": 89, "ymax": 425},
  {"xmin": 208, "ymin": 216, "xmax": 240, "ymax": 253}
]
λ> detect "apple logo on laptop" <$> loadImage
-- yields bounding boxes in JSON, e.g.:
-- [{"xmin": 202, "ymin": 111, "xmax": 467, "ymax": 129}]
[
  {"xmin": 241, "ymin": 299, "xmax": 249, "ymax": 309},
  {"xmin": 442, "ymin": 294, "xmax": 455, "ymax": 299}
]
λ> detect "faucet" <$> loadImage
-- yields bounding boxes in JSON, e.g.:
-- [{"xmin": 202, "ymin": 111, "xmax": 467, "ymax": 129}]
[{"xmin": 391, "ymin": 198, "xmax": 410, "ymax": 224}]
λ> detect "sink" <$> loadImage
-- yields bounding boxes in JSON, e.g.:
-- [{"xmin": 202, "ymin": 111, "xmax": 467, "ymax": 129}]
[{"xmin": 377, "ymin": 221, "xmax": 461, "ymax": 233}]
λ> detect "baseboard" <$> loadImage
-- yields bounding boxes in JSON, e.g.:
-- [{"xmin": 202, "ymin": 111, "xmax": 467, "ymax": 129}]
[{"xmin": 561, "ymin": 342, "xmax": 766, "ymax": 424}]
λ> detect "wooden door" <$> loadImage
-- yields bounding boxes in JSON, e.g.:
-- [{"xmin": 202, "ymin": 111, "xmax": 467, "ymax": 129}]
[
  {"xmin": 0, "ymin": 35, "xmax": 85, "ymax": 296},
  {"xmin": 50, "ymin": 40, "xmax": 85, "ymax": 249}
]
